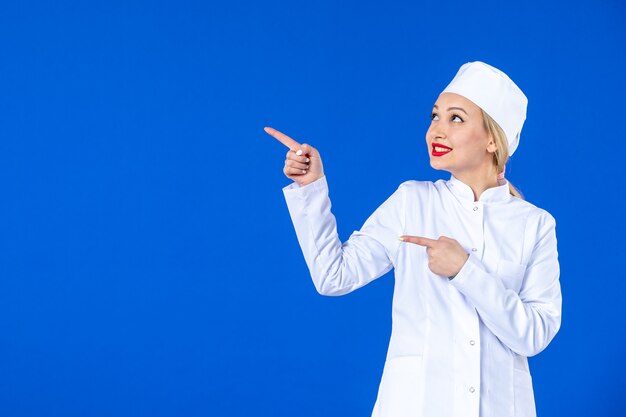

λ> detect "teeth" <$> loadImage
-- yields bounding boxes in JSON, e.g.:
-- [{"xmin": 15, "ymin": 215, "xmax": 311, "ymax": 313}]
[{"xmin": 434, "ymin": 146, "xmax": 451, "ymax": 152}]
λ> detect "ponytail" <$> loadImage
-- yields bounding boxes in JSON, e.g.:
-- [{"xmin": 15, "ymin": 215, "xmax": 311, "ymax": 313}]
[
  {"xmin": 481, "ymin": 110, "xmax": 524, "ymax": 200},
  {"xmin": 508, "ymin": 181, "xmax": 523, "ymax": 199}
]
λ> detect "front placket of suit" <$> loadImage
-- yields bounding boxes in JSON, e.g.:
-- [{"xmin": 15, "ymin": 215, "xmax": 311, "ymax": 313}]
[{"xmin": 449, "ymin": 197, "xmax": 484, "ymax": 417}]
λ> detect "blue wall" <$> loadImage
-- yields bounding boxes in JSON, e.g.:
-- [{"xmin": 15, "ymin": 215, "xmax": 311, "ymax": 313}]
[{"xmin": 1, "ymin": 0, "xmax": 624, "ymax": 415}]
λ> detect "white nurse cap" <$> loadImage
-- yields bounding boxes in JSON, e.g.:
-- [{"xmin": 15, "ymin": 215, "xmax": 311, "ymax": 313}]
[{"xmin": 442, "ymin": 61, "xmax": 528, "ymax": 156}]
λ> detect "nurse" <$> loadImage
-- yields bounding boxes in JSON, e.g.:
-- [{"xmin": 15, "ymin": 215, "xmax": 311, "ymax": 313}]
[{"xmin": 265, "ymin": 61, "xmax": 561, "ymax": 417}]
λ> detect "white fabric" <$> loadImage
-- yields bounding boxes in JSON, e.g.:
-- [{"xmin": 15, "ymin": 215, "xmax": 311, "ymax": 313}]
[
  {"xmin": 442, "ymin": 61, "xmax": 528, "ymax": 155},
  {"xmin": 283, "ymin": 175, "xmax": 561, "ymax": 417}
]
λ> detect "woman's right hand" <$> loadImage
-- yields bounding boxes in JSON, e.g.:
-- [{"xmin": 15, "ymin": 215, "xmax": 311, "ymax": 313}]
[{"xmin": 264, "ymin": 126, "xmax": 325, "ymax": 186}]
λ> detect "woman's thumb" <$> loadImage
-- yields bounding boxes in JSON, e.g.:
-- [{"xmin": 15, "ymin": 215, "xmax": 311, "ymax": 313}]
[{"xmin": 299, "ymin": 143, "xmax": 318, "ymax": 157}]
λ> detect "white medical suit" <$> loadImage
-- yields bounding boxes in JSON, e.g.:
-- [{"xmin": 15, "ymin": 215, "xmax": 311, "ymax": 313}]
[{"xmin": 283, "ymin": 175, "xmax": 561, "ymax": 417}]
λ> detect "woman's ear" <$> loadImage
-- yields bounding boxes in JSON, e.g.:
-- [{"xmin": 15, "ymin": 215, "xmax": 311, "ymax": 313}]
[{"xmin": 486, "ymin": 136, "xmax": 498, "ymax": 154}]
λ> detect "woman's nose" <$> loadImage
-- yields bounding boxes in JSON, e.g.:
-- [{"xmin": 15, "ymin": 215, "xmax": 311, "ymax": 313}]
[{"xmin": 428, "ymin": 125, "xmax": 446, "ymax": 140}]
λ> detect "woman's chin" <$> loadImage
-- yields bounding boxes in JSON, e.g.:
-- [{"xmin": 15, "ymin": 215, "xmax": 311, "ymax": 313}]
[{"xmin": 429, "ymin": 159, "xmax": 448, "ymax": 171}]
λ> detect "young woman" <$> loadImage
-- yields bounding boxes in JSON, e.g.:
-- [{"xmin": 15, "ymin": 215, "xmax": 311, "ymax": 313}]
[{"xmin": 265, "ymin": 61, "xmax": 561, "ymax": 417}]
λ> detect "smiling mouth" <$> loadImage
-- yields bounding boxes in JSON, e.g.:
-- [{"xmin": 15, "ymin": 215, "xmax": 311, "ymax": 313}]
[{"xmin": 431, "ymin": 143, "xmax": 452, "ymax": 157}]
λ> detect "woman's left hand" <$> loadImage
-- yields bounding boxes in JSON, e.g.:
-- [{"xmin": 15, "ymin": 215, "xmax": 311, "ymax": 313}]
[{"xmin": 400, "ymin": 235, "xmax": 469, "ymax": 278}]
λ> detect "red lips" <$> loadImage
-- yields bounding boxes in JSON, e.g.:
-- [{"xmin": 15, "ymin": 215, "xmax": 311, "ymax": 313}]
[{"xmin": 431, "ymin": 142, "xmax": 452, "ymax": 157}]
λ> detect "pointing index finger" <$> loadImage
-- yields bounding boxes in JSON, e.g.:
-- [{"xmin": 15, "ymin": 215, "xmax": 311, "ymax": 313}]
[
  {"xmin": 264, "ymin": 127, "xmax": 301, "ymax": 151},
  {"xmin": 399, "ymin": 235, "xmax": 438, "ymax": 247}
]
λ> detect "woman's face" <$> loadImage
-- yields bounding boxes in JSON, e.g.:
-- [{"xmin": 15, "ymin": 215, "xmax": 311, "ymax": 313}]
[{"xmin": 426, "ymin": 92, "xmax": 497, "ymax": 177}]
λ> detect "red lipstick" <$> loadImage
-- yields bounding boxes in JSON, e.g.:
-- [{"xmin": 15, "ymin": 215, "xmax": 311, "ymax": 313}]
[{"xmin": 431, "ymin": 142, "xmax": 452, "ymax": 157}]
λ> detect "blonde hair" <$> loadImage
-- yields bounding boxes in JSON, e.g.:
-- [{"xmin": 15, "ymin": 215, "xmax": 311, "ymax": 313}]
[{"xmin": 481, "ymin": 110, "xmax": 524, "ymax": 199}]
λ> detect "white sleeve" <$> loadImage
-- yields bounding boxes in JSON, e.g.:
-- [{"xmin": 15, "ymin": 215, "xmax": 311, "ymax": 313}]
[
  {"xmin": 450, "ymin": 213, "xmax": 562, "ymax": 357},
  {"xmin": 282, "ymin": 176, "xmax": 406, "ymax": 296}
]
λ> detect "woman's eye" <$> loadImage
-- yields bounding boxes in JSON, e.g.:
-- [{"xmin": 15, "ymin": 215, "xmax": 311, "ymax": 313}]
[
  {"xmin": 431, "ymin": 113, "xmax": 439, "ymax": 121},
  {"xmin": 451, "ymin": 114, "xmax": 464, "ymax": 123}
]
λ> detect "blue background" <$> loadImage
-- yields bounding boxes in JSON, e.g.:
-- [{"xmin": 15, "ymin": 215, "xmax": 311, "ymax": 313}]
[{"xmin": 1, "ymin": 0, "xmax": 625, "ymax": 416}]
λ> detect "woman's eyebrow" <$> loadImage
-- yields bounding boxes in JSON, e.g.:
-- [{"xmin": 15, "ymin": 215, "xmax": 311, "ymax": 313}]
[
  {"xmin": 448, "ymin": 106, "xmax": 468, "ymax": 115},
  {"xmin": 432, "ymin": 105, "xmax": 468, "ymax": 115}
]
